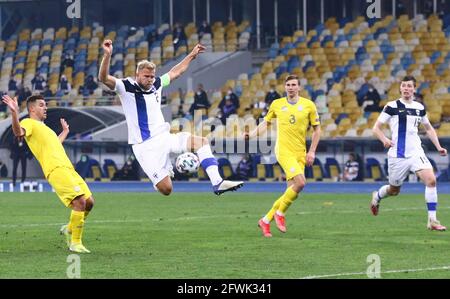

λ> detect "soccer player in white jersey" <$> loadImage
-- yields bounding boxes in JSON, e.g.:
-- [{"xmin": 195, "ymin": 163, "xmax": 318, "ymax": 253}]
[
  {"xmin": 371, "ymin": 76, "xmax": 447, "ymax": 231},
  {"xmin": 98, "ymin": 40, "xmax": 243, "ymax": 195}
]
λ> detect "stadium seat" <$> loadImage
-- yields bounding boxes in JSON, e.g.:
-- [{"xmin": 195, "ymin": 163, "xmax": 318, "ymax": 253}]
[
  {"xmin": 324, "ymin": 157, "xmax": 341, "ymax": 180},
  {"xmin": 217, "ymin": 158, "xmax": 234, "ymax": 179},
  {"xmin": 75, "ymin": 154, "xmax": 91, "ymax": 179},
  {"xmin": 365, "ymin": 158, "xmax": 385, "ymax": 181},
  {"xmin": 272, "ymin": 163, "xmax": 285, "ymax": 181},
  {"xmin": 103, "ymin": 159, "xmax": 118, "ymax": 179},
  {"xmin": 87, "ymin": 158, "xmax": 104, "ymax": 181},
  {"xmin": 311, "ymin": 158, "xmax": 325, "ymax": 181}
]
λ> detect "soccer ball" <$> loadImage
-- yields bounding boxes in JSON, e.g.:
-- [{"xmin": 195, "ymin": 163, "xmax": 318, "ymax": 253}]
[{"xmin": 175, "ymin": 152, "xmax": 200, "ymax": 174}]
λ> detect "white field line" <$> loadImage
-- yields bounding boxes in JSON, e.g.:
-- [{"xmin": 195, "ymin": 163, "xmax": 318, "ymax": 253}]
[
  {"xmin": 1, "ymin": 206, "xmax": 450, "ymax": 229},
  {"xmin": 301, "ymin": 265, "xmax": 450, "ymax": 279}
]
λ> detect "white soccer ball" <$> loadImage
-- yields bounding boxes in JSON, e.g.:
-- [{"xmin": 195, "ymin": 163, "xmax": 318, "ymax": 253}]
[{"xmin": 175, "ymin": 152, "xmax": 200, "ymax": 174}]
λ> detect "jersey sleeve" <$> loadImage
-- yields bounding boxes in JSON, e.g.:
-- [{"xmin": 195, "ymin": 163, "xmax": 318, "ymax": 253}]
[
  {"xmin": 114, "ymin": 78, "xmax": 126, "ymax": 95},
  {"xmin": 19, "ymin": 118, "xmax": 33, "ymax": 137},
  {"xmin": 160, "ymin": 73, "xmax": 171, "ymax": 87},
  {"xmin": 377, "ymin": 104, "xmax": 394, "ymax": 124},
  {"xmin": 264, "ymin": 102, "xmax": 276, "ymax": 123},
  {"xmin": 421, "ymin": 106, "xmax": 430, "ymax": 125},
  {"xmin": 422, "ymin": 114, "xmax": 431, "ymax": 126},
  {"xmin": 309, "ymin": 102, "xmax": 320, "ymax": 126}
]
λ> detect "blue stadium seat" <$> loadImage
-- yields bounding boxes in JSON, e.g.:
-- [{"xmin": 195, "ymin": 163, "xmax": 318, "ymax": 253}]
[
  {"xmin": 365, "ymin": 158, "xmax": 385, "ymax": 181},
  {"xmin": 217, "ymin": 158, "xmax": 234, "ymax": 179},
  {"xmin": 103, "ymin": 159, "xmax": 118, "ymax": 179},
  {"xmin": 324, "ymin": 157, "xmax": 341, "ymax": 179}
]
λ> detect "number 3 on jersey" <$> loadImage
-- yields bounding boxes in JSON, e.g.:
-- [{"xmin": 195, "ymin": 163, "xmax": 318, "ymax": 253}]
[{"xmin": 289, "ymin": 114, "xmax": 296, "ymax": 124}]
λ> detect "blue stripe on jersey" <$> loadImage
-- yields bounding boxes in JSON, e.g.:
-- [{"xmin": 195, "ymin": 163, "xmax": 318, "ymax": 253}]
[
  {"xmin": 396, "ymin": 100, "xmax": 407, "ymax": 158},
  {"xmin": 135, "ymin": 92, "xmax": 151, "ymax": 141}
]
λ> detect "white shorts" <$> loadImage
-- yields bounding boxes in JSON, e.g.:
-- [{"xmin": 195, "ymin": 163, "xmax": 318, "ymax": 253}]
[
  {"xmin": 132, "ymin": 132, "xmax": 191, "ymax": 187},
  {"xmin": 388, "ymin": 155, "xmax": 432, "ymax": 186}
]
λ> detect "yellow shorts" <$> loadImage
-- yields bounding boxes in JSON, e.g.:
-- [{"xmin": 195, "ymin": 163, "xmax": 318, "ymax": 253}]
[
  {"xmin": 47, "ymin": 167, "xmax": 92, "ymax": 207},
  {"xmin": 277, "ymin": 154, "xmax": 306, "ymax": 181}
]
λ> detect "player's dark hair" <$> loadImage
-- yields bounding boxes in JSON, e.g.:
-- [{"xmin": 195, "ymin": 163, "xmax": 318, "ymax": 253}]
[
  {"xmin": 401, "ymin": 76, "xmax": 417, "ymax": 87},
  {"xmin": 285, "ymin": 75, "xmax": 300, "ymax": 85},
  {"xmin": 26, "ymin": 95, "xmax": 45, "ymax": 111}
]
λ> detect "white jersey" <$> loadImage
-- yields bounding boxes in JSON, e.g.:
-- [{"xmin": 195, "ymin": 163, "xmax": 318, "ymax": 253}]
[
  {"xmin": 377, "ymin": 99, "xmax": 429, "ymax": 158},
  {"xmin": 114, "ymin": 75, "xmax": 170, "ymax": 144}
]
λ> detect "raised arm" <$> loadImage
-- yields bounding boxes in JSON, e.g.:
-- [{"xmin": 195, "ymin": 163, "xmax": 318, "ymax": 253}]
[
  {"xmin": 58, "ymin": 118, "xmax": 70, "ymax": 143},
  {"xmin": 2, "ymin": 95, "xmax": 25, "ymax": 137},
  {"xmin": 168, "ymin": 44, "xmax": 206, "ymax": 82},
  {"xmin": 98, "ymin": 39, "xmax": 117, "ymax": 90}
]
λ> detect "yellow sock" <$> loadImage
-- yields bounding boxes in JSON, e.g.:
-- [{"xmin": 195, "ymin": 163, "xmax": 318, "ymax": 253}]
[
  {"xmin": 70, "ymin": 210, "xmax": 85, "ymax": 245},
  {"xmin": 264, "ymin": 197, "xmax": 283, "ymax": 222},
  {"xmin": 67, "ymin": 210, "xmax": 90, "ymax": 234},
  {"xmin": 278, "ymin": 186, "xmax": 299, "ymax": 214}
]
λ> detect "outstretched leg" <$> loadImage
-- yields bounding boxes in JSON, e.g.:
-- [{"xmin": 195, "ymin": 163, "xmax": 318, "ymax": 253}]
[{"xmin": 189, "ymin": 135, "xmax": 243, "ymax": 195}]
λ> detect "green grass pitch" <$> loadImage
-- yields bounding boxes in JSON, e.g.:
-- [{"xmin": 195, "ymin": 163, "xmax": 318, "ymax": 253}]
[{"xmin": 0, "ymin": 192, "xmax": 449, "ymax": 278}]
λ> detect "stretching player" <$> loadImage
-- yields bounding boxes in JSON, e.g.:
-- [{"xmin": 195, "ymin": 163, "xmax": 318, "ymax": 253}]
[{"xmin": 98, "ymin": 40, "xmax": 243, "ymax": 195}]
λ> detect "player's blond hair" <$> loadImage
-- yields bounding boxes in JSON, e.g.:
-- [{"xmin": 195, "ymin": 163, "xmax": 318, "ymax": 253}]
[{"xmin": 136, "ymin": 60, "xmax": 156, "ymax": 73}]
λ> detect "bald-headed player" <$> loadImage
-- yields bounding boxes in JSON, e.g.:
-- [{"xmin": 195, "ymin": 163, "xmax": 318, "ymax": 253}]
[{"xmin": 98, "ymin": 40, "xmax": 243, "ymax": 196}]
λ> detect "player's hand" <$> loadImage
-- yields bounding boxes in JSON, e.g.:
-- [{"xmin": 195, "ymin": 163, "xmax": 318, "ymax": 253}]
[
  {"xmin": 102, "ymin": 40, "xmax": 113, "ymax": 56},
  {"xmin": 190, "ymin": 44, "xmax": 206, "ymax": 59},
  {"xmin": 243, "ymin": 132, "xmax": 250, "ymax": 140},
  {"xmin": 60, "ymin": 118, "xmax": 69, "ymax": 132},
  {"xmin": 438, "ymin": 147, "xmax": 447, "ymax": 156},
  {"xmin": 1, "ymin": 95, "xmax": 19, "ymax": 114},
  {"xmin": 382, "ymin": 138, "xmax": 394, "ymax": 149},
  {"xmin": 306, "ymin": 151, "xmax": 315, "ymax": 167}
]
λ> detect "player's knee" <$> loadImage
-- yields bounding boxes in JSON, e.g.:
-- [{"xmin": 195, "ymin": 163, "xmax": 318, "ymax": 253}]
[
  {"xmin": 426, "ymin": 179, "xmax": 436, "ymax": 188},
  {"xmin": 86, "ymin": 197, "xmax": 95, "ymax": 211},
  {"xmin": 72, "ymin": 196, "xmax": 87, "ymax": 211},
  {"xmin": 159, "ymin": 187, "xmax": 172, "ymax": 196},
  {"xmin": 388, "ymin": 187, "xmax": 400, "ymax": 196},
  {"xmin": 292, "ymin": 181, "xmax": 305, "ymax": 193}
]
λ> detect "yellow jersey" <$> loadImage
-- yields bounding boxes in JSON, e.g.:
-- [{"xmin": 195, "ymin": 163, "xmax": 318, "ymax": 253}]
[
  {"xmin": 20, "ymin": 118, "xmax": 74, "ymax": 178},
  {"xmin": 264, "ymin": 97, "xmax": 320, "ymax": 156}
]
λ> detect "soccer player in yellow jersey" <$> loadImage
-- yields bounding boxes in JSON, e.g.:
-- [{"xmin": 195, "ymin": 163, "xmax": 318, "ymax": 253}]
[
  {"xmin": 246, "ymin": 75, "xmax": 321, "ymax": 237},
  {"xmin": 2, "ymin": 94, "xmax": 94, "ymax": 253}
]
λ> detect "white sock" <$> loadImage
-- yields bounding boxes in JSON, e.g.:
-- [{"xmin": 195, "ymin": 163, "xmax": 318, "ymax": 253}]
[
  {"xmin": 425, "ymin": 186, "xmax": 438, "ymax": 221},
  {"xmin": 276, "ymin": 211, "xmax": 284, "ymax": 217},
  {"xmin": 376, "ymin": 185, "xmax": 390, "ymax": 202},
  {"xmin": 196, "ymin": 144, "xmax": 223, "ymax": 186}
]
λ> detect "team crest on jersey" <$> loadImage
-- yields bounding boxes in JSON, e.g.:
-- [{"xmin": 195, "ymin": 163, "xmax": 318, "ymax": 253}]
[
  {"xmin": 297, "ymin": 105, "xmax": 303, "ymax": 111},
  {"xmin": 74, "ymin": 186, "xmax": 81, "ymax": 192},
  {"xmin": 281, "ymin": 106, "xmax": 288, "ymax": 112}
]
